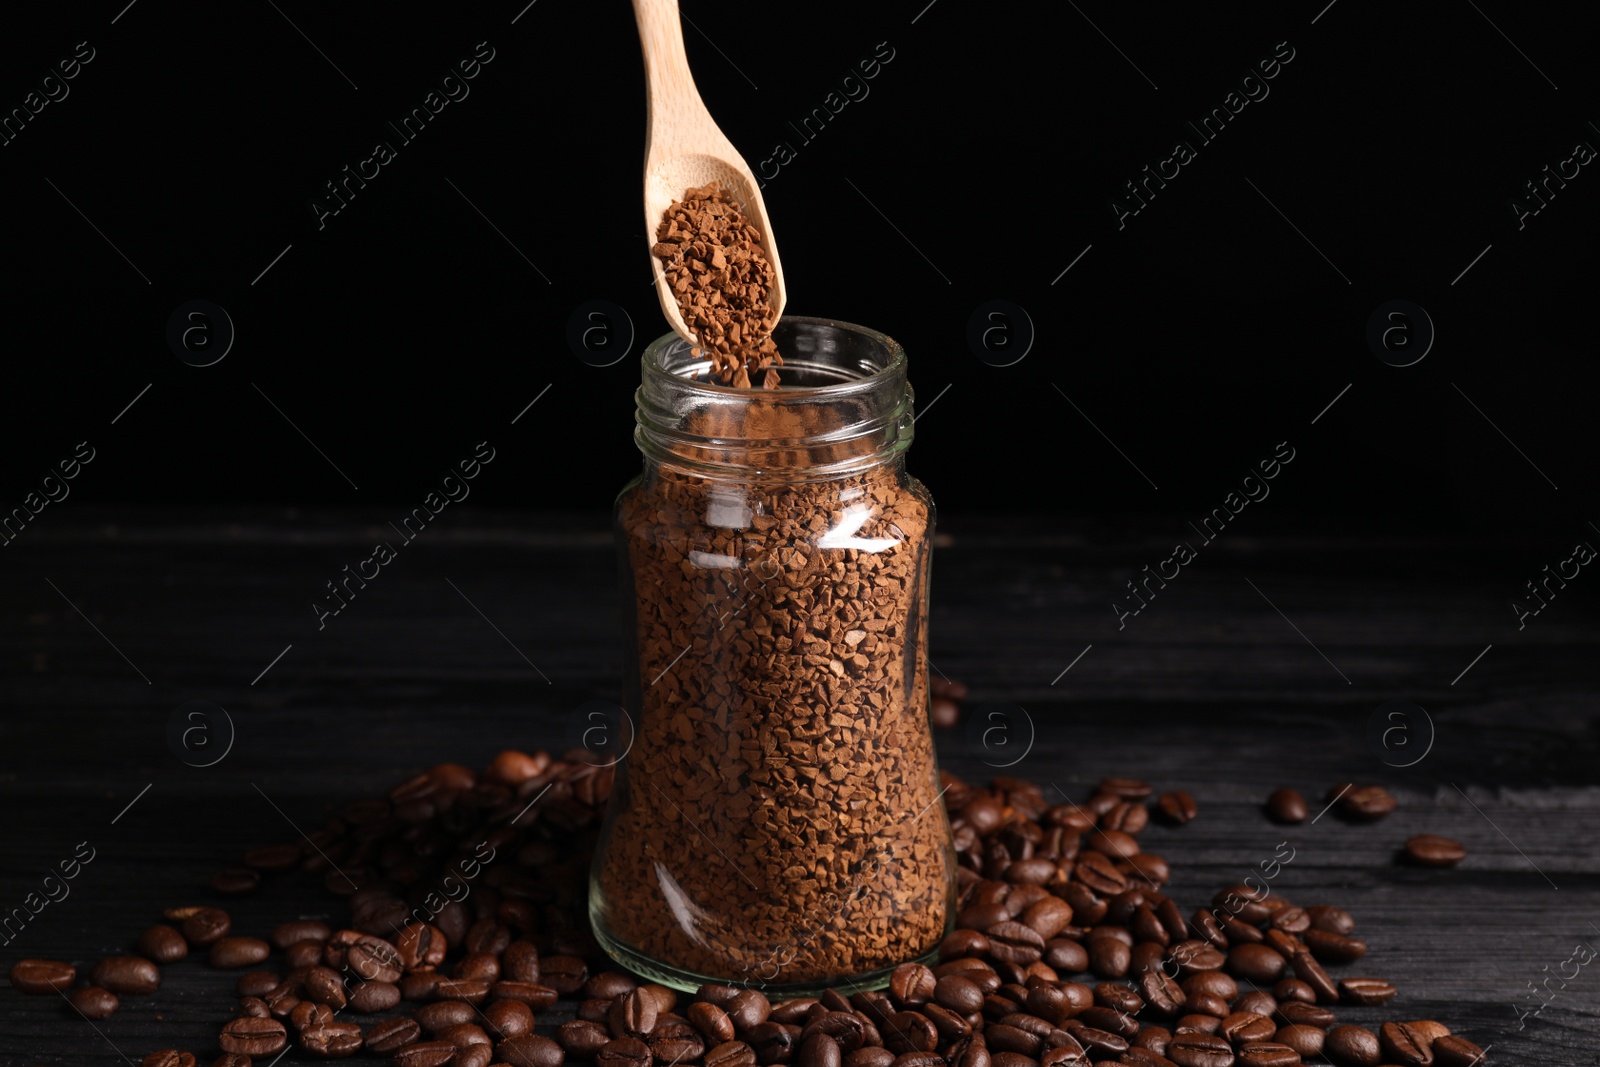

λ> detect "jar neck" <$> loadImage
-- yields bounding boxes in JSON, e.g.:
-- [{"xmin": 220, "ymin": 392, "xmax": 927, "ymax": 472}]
[{"xmin": 634, "ymin": 316, "xmax": 916, "ymax": 481}]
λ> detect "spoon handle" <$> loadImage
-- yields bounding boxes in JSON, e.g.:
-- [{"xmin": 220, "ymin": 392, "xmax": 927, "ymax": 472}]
[{"xmin": 632, "ymin": 0, "xmax": 702, "ymax": 137}]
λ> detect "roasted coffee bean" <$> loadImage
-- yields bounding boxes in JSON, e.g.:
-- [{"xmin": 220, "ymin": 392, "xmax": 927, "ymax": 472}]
[
  {"xmin": 493, "ymin": 980, "xmax": 559, "ymax": 1008},
  {"xmin": 1173, "ymin": 1013, "xmax": 1222, "ymax": 1035},
  {"xmin": 987, "ymin": 921, "xmax": 1046, "ymax": 967},
  {"xmin": 1275, "ymin": 1002, "xmax": 1334, "ymax": 1029},
  {"xmin": 1337, "ymin": 785, "xmax": 1396, "ymax": 821},
  {"xmin": 218, "ymin": 1017, "xmax": 289, "ymax": 1056},
  {"xmin": 705, "ymin": 1040, "xmax": 760, "ymax": 1067},
  {"xmin": 1166, "ymin": 1032, "xmax": 1234, "ymax": 1067},
  {"xmin": 747, "ymin": 1021, "xmax": 798, "ymax": 1064},
  {"xmin": 235, "ymin": 971, "xmax": 280, "ymax": 998},
  {"xmin": 1233, "ymin": 1044, "xmax": 1299, "ymax": 1067},
  {"xmin": 237, "ymin": 996, "xmax": 271, "ymax": 1018},
  {"xmin": 1182, "ymin": 972, "xmax": 1236, "ymax": 1002},
  {"xmin": 1431, "ymin": 1035, "xmax": 1487, "ymax": 1066},
  {"xmin": 1097, "ymin": 777, "xmax": 1152, "ymax": 799},
  {"xmin": 1038, "ymin": 1047, "xmax": 1086, "ymax": 1067},
  {"xmin": 1185, "ymin": 993, "xmax": 1229, "ymax": 1019},
  {"xmin": 1087, "ymin": 937, "xmax": 1129, "ymax": 979},
  {"xmin": 300, "ymin": 1021, "xmax": 363, "ymax": 1057},
  {"xmin": 1264, "ymin": 789, "xmax": 1306, "ymax": 824},
  {"xmin": 1288, "ymin": 952, "xmax": 1338, "ymax": 1003},
  {"xmin": 141, "ymin": 1053, "xmax": 197, "ymax": 1067},
  {"xmin": 1262, "ymin": 930, "xmax": 1302, "ymax": 961},
  {"xmin": 1170, "ymin": 940, "xmax": 1225, "ymax": 977},
  {"xmin": 1323, "ymin": 1025, "xmax": 1380, "ymax": 1067},
  {"xmin": 611, "ymin": 988, "xmax": 659, "ymax": 1038},
  {"xmin": 846, "ymin": 1047, "xmax": 895, "ymax": 1067},
  {"xmin": 212, "ymin": 1055, "xmax": 251, "ymax": 1067},
  {"xmin": 802, "ymin": 1012, "xmax": 866, "ymax": 1053},
  {"xmin": 983, "ymin": 1024, "xmax": 1041, "ymax": 1056},
  {"xmin": 727, "ymin": 989, "xmax": 773, "ymax": 1031},
  {"xmin": 882, "ymin": 1011, "xmax": 940, "ymax": 1054},
  {"xmin": 210, "ymin": 938, "xmax": 271, "ymax": 969},
  {"xmin": 987, "ymin": 1053, "xmax": 1037, "ymax": 1067},
  {"xmin": 654, "ymin": 1031, "xmax": 709, "ymax": 1064},
  {"xmin": 182, "ymin": 907, "xmax": 232, "ymax": 946},
  {"xmin": 303, "ymin": 965, "xmax": 347, "ymax": 1009},
  {"xmin": 558, "ymin": 1019, "xmax": 612, "ymax": 1057},
  {"xmin": 270, "ymin": 919, "xmax": 330, "ymax": 951},
  {"xmin": 484, "ymin": 998, "xmax": 535, "ymax": 1040},
  {"xmin": 1273, "ymin": 1025, "xmax": 1322, "ymax": 1057},
  {"xmin": 137, "ymin": 924, "xmax": 189, "ymax": 963},
  {"xmin": 1231, "ymin": 991, "xmax": 1275, "ymax": 1017},
  {"xmin": 935, "ymin": 975, "xmax": 986, "ymax": 1014},
  {"xmin": 1138, "ymin": 969, "xmax": 1185, "ymax": 1017},
  {"xmin": 454, "ymin": 950, "xmax": 501, "ymax": 982},
  {"xmin": 436, "ymin": 977, "xmax": 491, "ymax": 1003},
  {"xmin": 543, "ymin": 955, "xmax": 590, "ymax": 995},
  {"xmin": 1271, "ymin": 979, "xmax": 1314, "ymax": 1005},
  {"xmin": 1303, "ymin": 928, "xmax": 1366, "ymax": 964},
  {"xmin": 438, "ymin": 1022, "xmax": 492, "ymax": 1050},
  {"xmin": 691, "ymin": 1001, "xmax": 739, "ymax": 1043},
  {"xmin": 365, "ymin": 1016, "xmax": 423, "ymax": 1054},
  {"xmin": 1006, "ymin": 858, "xmax": 1060, "ymax": 886},
  {"xmin": 417, "ymin": 1000, "xmax": 479, "ymax": 1032},
  {"xmin": 1304, "ymin": 905, "xmax": 1355, "ymax": 935},
  {"xmin": 395, "ymin": 1042, "xmax": 461, "ymax": 1067},
  {"xmin": 344, "ymin": 935, "xmax": 402, "ymax": 983},
  {"xmin": 1154, "ymin": 792, "xmax": 1198, "ymax": 826},
  {"xmin": 1021, "ymin": 898, "xmax": 1075, "ymax": 942},
  {"xmin": 91, "ymin": 956, "xmax": 161, "ymax": 995},
  {"xmin": 1102, "ymin": 800, "xmax": 1150, "ymax": 834},
  {"xmin": 1131, "ymin": 1026, "xmax": 1171, "ymax": 1054},
  {"xmin": 212, "ymin": 868, "xmax": 261, "ymax": 896},
  {"xmin": 498, "ymin": 1034, "xmax": 568, "ymax": 1067},
  {"xmin": 1378, "ymin": 1022, "xmax": 1434, "ymax": 1066},
  {"xmin": 281, "ymin": 939, "xmax": 320, "ymax": 969},
  {"xmin": 1080, "ymin": 1006, "xmax": 1139, "ymax": 1040},
  {"xmin": 349, "ymin": 978, "xmax": 399, "ymax": 1012},
  {"xmin": 798, "ymin": 1033, "xmax": 843, "ymax": 1067},
  {"xmin": 1404, "ymin": 834, "xmax": 1466, "ymax": 867},
  {"xmin": 1073, "ymin": 852, "xmax": 1127, "ymax": 896},
  {"xmin": 1063, "ymin": 1024, "xmax": 1126, "ymax": 1059},
  {"xmin": 290, "ymin": 1000, "xmax": 335, "ymax": 1032},
  {"xmin": 401, "ymin": 971, "xmax": 443, "ymax": 1001},
  {"xmin": 1337, "ymin": 977, "xmax": 1396, "ymax": 1006},
  {"xmin": 68, "ymin": 985, "xmax": 119, "ymax": 1019},
  {"xmin": 9, "ymin": 958, "xmax": 76, "ymax": 994},
  {"xmin": 585, "ymin": 971, "xmax": 637, "ymax": 999},
  {"xmin": 769, "ymin": 999, "xmax": 819, "ymax": 1026},
  {"xmin": 1227, "ymin": 944, "xmax": 1286, "ymax": 984},
  {"xmin": 1219, "ymin": 1013, "xmax": 1275, "ymax": 1044}
]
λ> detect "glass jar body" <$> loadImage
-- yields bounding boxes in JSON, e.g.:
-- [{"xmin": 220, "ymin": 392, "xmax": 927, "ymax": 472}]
[{"xmin": 589, "ymin": 318, "xmax": 956, "ymax": 994}]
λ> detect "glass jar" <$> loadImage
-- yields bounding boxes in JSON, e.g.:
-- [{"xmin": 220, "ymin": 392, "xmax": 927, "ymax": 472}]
[{"xmin": 589, "ymin": 316, "xmax": 956, "ymax": 994}]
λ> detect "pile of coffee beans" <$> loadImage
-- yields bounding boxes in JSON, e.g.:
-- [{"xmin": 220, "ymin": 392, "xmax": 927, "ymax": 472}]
[{"xmin": 8, "ymin": 746, "xmax": 1485, "ymax": 1065}]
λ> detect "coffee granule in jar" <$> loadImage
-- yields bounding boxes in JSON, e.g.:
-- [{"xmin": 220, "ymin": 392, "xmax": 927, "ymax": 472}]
[
  {"xmin": 594, "ymin": 379, "xmax": 953, "ymax": 987},
  {"xmin": 651, "ymin": 183, "xmax": 782, "ymax": 389}
]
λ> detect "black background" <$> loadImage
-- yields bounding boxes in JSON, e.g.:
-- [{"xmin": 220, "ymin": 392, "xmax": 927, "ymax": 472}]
[
  {"xmin": 4, "ymin": 5, "xmax": 1600, "ymax": 1063},
  {"xmin": 1, "ymin": 0, "xmax": 1595, "ymax": 540}
]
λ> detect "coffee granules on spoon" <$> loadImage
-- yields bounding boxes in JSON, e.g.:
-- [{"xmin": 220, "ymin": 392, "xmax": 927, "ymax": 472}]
[{"xmin": 652, "ymin": 183, "xmax": 782, "ymax": 389}]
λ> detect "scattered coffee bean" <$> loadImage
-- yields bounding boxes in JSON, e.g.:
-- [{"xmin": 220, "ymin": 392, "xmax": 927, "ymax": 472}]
[
  {"xmin": 1337, "ymin": 977, "xmax": 1396, "ymax": 1006},
  {"xmin": 181, "ymin": 907, "xmax": 231, "ymax": 946},
  {"xmin": 1431, "ymin": 1034, "xmax": 1487, "ymax": 1066},
  {"xmin": 211, "ymin": 868, "xmax": 261, "ymax": 896},
  {"xmin": 365, "ymin": 1016, "xmax": 423, "ymax": 1054},
  {"xmin": 142, "ymin": 1052, "xmax": 197, "ymax": 1067},
  {"xmin": 1265, "ymin": 788, "xmax": 1307, "ymax": 824},
  {"xmin": 1154, "ymin": 791, "xmax": 1198, "ymax": 826},
  {"xmin": 218, "ymin": 1016, "xmax": 288, "ymax": 1056},
  {"xmin": 138, "ymin": 924, "xmax": 189, "ymax": 963},
  {"xmin": 68, "ymin": 985, "xmax": 118, "ymax": 1019},
  {"xmin": 1324, "ymin": 1024, "xmax": 1380, "ymax": 1066},
  {"xmin": 90, "ymin": 956, "xmax": 161, "ymax": 995},
  {"xmin": 1337, "ymin": 785, "xmax": 1396, "ymax": 821},
  {"xmin": 300, "ymin": 1021, "xmax": 364, "ymax": 1057},
  {"xmin": 396, "ymin": 1041, "xmax": 461, "ymax": 1067},
  {"xmin": 1404, "ymin": 834, "xmax": 1466, "ymax": 867},
  {"xmin": 210, "ymin": 937, "xmax": 271, "ymax": 969},
  {"xmin": 9, "ymin": 959, "xmax": 76, "ymax": 994}
]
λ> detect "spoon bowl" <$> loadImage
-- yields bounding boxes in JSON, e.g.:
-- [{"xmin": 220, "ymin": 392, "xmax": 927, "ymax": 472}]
[{"xmin": 634, "ymin": 0, "xmax": 786, "ymax": 347}]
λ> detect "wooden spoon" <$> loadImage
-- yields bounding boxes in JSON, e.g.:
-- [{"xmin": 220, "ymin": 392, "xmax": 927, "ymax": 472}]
[{"xmin": 632, "ymin": 0, "xmax": 786, "ymax": 347}]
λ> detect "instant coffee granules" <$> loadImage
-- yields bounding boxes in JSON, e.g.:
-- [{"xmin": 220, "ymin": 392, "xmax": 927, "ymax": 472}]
[
  {"xmin": 652, "ymin": 182, "xmax": 782, "ymax": 388},
  {"xmin": 7, "ymin": 754, "xmax": 1487, "ymax": 1066},
  {"xmin": 590, "ymin": 318, "xmax": 955, "ymax": 991}
]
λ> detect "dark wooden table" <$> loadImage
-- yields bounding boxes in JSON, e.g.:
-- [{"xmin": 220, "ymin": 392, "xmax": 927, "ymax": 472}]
[{"xmin": 3, "ymin": 511, "xmax": 1596, "ymax": 1064}]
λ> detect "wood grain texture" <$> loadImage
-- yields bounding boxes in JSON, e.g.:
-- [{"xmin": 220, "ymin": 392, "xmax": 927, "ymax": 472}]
[{"xmin": 0, "ymin": 511, "xmax": 1595, "ymax": 1064}]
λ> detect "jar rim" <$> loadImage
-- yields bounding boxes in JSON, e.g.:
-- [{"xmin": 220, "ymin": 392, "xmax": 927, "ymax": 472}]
[{"xmin": 641, "ymin": 315, "xmax": 906, "ymax": 398}]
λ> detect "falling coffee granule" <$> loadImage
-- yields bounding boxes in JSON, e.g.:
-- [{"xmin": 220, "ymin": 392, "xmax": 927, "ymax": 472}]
[{"xmin": 652, "ymin": 183, "xmax": 782, "ymax": 388}]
